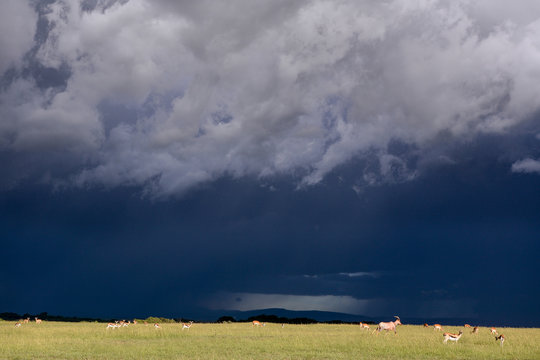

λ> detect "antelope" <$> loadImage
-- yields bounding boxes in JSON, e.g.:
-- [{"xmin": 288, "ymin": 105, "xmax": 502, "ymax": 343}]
[
  {"xmin": 373, "ymin": 316, "xmax": 401, "ymax": 335},
  {"xmin": 464, "ymin": 324, "xmax": 471, "ymax": 328},
  {"xmin": 252, "ymin": 320, "xmax": 265, "ymax": 327},
  {"xmin": 471, "ymin": 326, "xmax": 479, "ymax": 334},
  {"xmin": 154, "ymin": 323, "xmax": 161, "ymax": 329},
  {"xmin": 133, "ymin": 320, "xmax": 137, "ymax": 325},
  {"xmin": 443, "ymin": 330, "xmax": 463, "ymax": 344},
  {"xmin": 490, "ymin": 327, "xmax": 498, "ymax": 335},
  {"xmin": 182, "ymin": 321, "xmax": 193, "ymax": 330},
  {"xmin": 423, "ymin": 323, "xmax": 429, "ymax": 327},
  {"xmin": 106, "ymin": 323, "xmax": 119, "ymax": 329},
  {"xmin": 35, "ymin": 317, "xmax": 42, "ymax": 324},
  {"xmin": 433, "ymin": 324, "xmax": 442, "ymax": 331},
  {"xmin": 23, "ymin": 317, "xmax": 30, "ymax": 324},
  {"xmin": 495, "ymin": 334, "xmax": 505, "ymax": 347},
  {"xmin": 361, "ymin": 323, "xmax": 370, "ymax": 330},
  {"xmin": 15, "ymin": 322, "xmax": 22, "ymax": 327}
]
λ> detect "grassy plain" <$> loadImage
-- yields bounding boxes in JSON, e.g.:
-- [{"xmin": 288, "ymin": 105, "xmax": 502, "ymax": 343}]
[{"xmin": 1, "ymin": 320, "xmax": 539, "ymax": 359}]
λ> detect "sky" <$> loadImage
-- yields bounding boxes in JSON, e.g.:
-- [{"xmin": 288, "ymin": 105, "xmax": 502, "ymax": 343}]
[{"xmin": 1, "ymin": 0, "xmax": 540, "ymax": 326}]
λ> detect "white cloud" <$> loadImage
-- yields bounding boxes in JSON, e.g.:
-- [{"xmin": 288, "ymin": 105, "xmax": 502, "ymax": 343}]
[
  {"xmin": 3, "ymin": 0, "xmax": 540, "ymax": 195},
  {"xmin": 511, "ymin": 158, "xmax": 540, "ymax": 174},
  {"xmin": 0, "ymin": 0, "xmax": 37, "ymax": 74}
]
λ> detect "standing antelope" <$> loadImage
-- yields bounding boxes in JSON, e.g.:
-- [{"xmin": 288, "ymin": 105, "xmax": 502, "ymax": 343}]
[
  {"xmin": 361, "ymin": 323, "xmax": 370, "ymax": 330},
  {"xmin": 154, "ymin": 323, "xmax": 161, "ymax": 329},
  {"xmin": 252, "ymin": 320, "xmax": 265, "ymax": 327},
  {"xmin": 373, "ymin": 316, "xmax": 401, "ymax": 335},
  {"xmin": 35, "ymin": 317, "xmax": 42, "ymax": 324},
  {"xmin": 490, "ymin": 327, "xmax": 498, "ymax": 335},
  {"xmin": 433, "ymin": 324, "xmax": 442, "ymax": 331},
  {"xmin": 495, "ymin": 334, "xmax": 505, "ymax": 347},
  {"xmin": 471, "ymin": 326, "xmax": 479, "ymax": 334},
  {"xmin": 23, "ymin": 317, "xmax": 30, "ymax": 324},
  {"xmin": 106, "ymin": 323, "xmax": 119, "ymax": 329},
  {"xmin": 443, "ymin": 330, "xmax": 463, "ymax": 344},
  {"xmin": 182, "ymin": 321, "xmax": 193, "ymax": 330}
]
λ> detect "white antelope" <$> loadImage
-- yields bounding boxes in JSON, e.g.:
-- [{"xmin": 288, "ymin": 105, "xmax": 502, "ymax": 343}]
[
  {"xmin": 154, "ymin": 323, "xmax": 161, "ymax": 329},
  {"xmin": 35, "ymin": 317, "xmax": 42, "ymax": 324},
  {"xmin": 252, "ymin": 320, "xmax": 265, "ymax": 327},
  {"xmin": 443, "ymin": 330, "xmax": 463, "ymax": 344},
  {"xmin": 490, "ymin": 327, "xmax": 498, "ymax": 335},
  {"xmin": 433, "ymin": 324, "xmax": 443, "ymax": 331},
  {"xmin": 373, "ymin": 316, "xmax": 401, "ymax": 335},
  {"xmin": 495, "ymin": 334, "xmax": 505, "ymax": 347},
  {"xmin": 182, "ymin": 321, "xmax": 193, "ymax": 330}
]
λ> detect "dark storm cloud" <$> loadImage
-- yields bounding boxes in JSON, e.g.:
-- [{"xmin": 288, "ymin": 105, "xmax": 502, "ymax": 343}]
[{"xmin": 2, "ymin": 136, "xmax": 540, "ymax": 323}]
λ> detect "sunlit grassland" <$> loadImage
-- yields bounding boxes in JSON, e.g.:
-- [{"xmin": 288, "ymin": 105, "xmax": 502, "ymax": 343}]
[{"xmin": 1, "ymin": 321, "xmax": 539, "ymax": 359}]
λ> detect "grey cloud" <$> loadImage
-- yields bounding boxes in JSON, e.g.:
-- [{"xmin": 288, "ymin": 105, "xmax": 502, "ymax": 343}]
[
  {"xmin": 0, "ymin": 0, "xmax": 37, "ymax": 75},
  {"xmin": 512, "ymin": 158, "xmax": 540, "ymax": 174},
  {"xmin": 2, "ymin": 0, "xmax": 540, "ymax": 195}
]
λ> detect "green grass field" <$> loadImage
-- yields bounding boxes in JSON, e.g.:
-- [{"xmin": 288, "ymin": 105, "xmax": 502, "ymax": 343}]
[{"xmin": 1, "ymin": 321, "xmax": 539, "ymax": 359}]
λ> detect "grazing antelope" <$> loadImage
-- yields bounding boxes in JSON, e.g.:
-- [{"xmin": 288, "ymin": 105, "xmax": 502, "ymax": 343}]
[
  {"xmin": 252, "ymin": 320, "xmax": 265, "ymax": 327},
  {"xmin": 443, "ymin": 330, "xmax": 463, "ymax": 344},
  {"xmin": 464, "ymin": 324, "xmax": 471, "ymax": 328},
  {"xmin": 433, "ymin": 324, "xmax": 442, "ymax": 331},
  {"xmin": 35, "ymin": 317, "xmax": 42, "ymax": 324},
  {"xmin": 361, "ymin": 323, "xmax": 370, "ymax": 330},
  {"xmin": 154, "ymin": 323, "xmax": 161, "ymax": 329},
  {"xmin": 495, "ymin": 334, "xmax": 505, "ymax": 347},
  {"xmin": 490, "ymin": 327, "xmax": 498, "ymax": 335},
  {"xmin": 182, "ymin": 321, "xmax": 193, "ymax": 330},
  {"xmin": 424, "ymin": 323, "xmax": 429, "ymax": 327},
  {"xmin": 15, "ymin": 322, "xmax": 22, "ymax": 328},
  {"xmin": 23, "ymin": 317, "xmax": 30, "ymax": 324},
  {"xmin": 373, "ymin": 316, "xmax": 401, "ymax": 335},
  {"xmin": 471, "ymin": 326, "xmax": 479, "ymax": 334}
]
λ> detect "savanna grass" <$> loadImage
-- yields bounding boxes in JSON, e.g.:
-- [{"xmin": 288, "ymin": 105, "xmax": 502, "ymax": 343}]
[{"xmin": 1, "ymin": 320, "xmax": 539, "ymax": 359}]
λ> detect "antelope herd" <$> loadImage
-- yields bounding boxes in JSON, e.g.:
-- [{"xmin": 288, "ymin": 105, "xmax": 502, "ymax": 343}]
[
  {"xmin": 14, "ymin": 317, "xmax": 42, "ymax": 327},
  {"xmin": 10, "ymin": 316, "xmax": 508, "ymax": 347},
  {"xmin": 421, "ymin": 322, "xmax": 505, "ymax": 345}
]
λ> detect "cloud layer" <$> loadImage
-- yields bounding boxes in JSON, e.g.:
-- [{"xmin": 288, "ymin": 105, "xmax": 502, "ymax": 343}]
[{"xmin": 2, "ymin": 0, "xmax": 540, "ymax": 195}]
